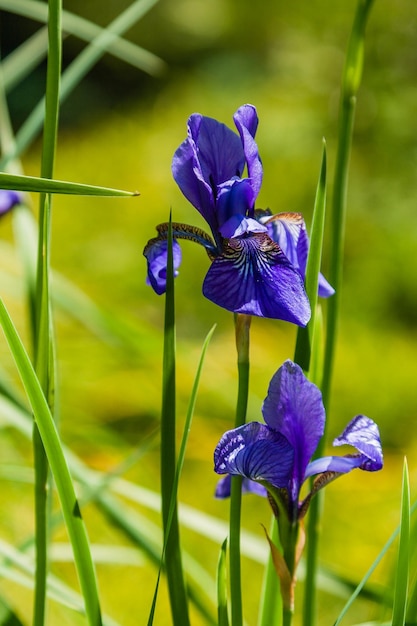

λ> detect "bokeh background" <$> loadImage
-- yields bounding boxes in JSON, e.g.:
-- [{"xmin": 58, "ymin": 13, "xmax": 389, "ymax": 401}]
[{"xmin": 0, "ymin": 0, "xmax": 416, "ymax": 624}]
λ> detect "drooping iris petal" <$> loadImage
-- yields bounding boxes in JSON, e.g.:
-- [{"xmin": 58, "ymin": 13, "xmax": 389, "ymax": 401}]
[
  {"xmin": 304, "ymin": 454, "xmax": 365, "ymax": 478},
  {"xmin": 214, "ymin": 422, "xmax": 294, "ymax": 489},
  {"xmin": 262, "ymin": 360, "xmax": 325, "ymax": 498},
  {"xmin": 233, "ymin": 104, "xmax": 263, "ymax": 203},
  {"xmin": 304, "ymin": 415, "xmax": 383, "ymax": 478},
  {"xmin": 144, "ymin": 238, "xmax": 182, "ymax": 295},
  {"xmin": 215, "ymin": 474, "xmax": 267, "ymax": 498},
  {"xmin": 260, "ymin": 212, "xmax": 335, "ymax": 298},
  {"xmin": 203, "ymin": 233, "xmax": 311, "ymax": 325},
  {"xmin": 333, "ymin": 415, "xmax": 383, "ymax": 471},
  {"xmin": 0, "ymin": 190, "xmax": 21, "ymax": 215}
]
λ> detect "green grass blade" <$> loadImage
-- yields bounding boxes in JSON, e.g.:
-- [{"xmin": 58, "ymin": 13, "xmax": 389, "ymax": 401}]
[
  {"xmin": 0, "ymin": 0, "xmax": 163, "ymax": 169},
  {"xmin": 230, "ymin": 314, "xmax": 251, "ymax": 626},
  {"xmin": 334, "ymin": 499, "xmax": 417, "ymax": 626},
  {"xmin": 158, "ymin": 217, "xmax": 190, "ymax": 626},
  {"xmin": 257, "ymin": 517, "xmax": 283, "ymax": 626},
  {"xmin": 0, "ymin": 538, "xmax": 122, "ymax": 623},
  {"xmin": 0, "ymin": 172, "xmax": 137, "ymax": 196},
  {"xmin": 321, "ymin": 0, "xmax": 375, "ymax": 411},
  {"xmin": 217, "ymin": 539, "xmax": 230, "ymax": 626},
  {"xmin": 294, "ymin": 140, "xmax": 327, "ymax": 372},
  {"xmin": 0, "ymin": 0, "xmax": 165, "ymax": 77},
  {"xmin": 0, "ymin": 298, "xmax": 102, "ymax": 626},
  {"xmin": 1, "ymin": 26, "xmax": 49, "ymax": 93},
  {"xmin": 392, "ymin": 458, "xmax": 410, "ymax": 626},
  {"xmin": 32, "ymin": 0, "xmax": 63, "ymax": 620},
  {"xmin": 147, "ymin": 323, "xmax": 216, "ymax": 625},
  {"xmin": 0, "ymin": 392, "xmax": 217, "ymax": 624}
]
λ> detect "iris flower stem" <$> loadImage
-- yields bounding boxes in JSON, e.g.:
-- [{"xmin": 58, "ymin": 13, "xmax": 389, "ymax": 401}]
[
  {"xmin": 281, "ymin": 521, "xmax": 298, "ymax": 626},
  {"xmin": 229, "ymin": 314, "xmax": 251, "ymax": 626},
  {"xmin": 304, "ymin": 4, "xmax": 375, "ymax": 626},
  {"xmin": 257, "ymin": 517, "xmax": 282, "ymax": 626},
  {"xmin": 161, "ymin": 221, "xmax": 190, "ymax": 626},
  {"xmin": 321, "ymin": 0, "xmax": 375, "ymax": 418}
]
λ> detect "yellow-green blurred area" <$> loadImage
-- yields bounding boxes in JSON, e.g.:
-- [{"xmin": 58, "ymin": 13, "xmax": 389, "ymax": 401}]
[{"xmin": 0, "ymin": 0, "xmax": 416, "ymax": 624}]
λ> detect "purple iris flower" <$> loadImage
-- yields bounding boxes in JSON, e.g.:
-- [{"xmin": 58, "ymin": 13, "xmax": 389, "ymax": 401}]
[
  {"xmin": 0, "ymin": 190, "xmax": 22, "ymax": 216},
  {"xmin": 144, "ymin": 104, "xmax": 317, "ymax": 326},
  {"xmin": 214, "ymin": 360, "xmax": 383, "ymax": 522}
]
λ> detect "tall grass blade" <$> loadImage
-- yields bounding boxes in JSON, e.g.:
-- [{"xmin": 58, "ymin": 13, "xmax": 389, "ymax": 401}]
[
  {"xmin": 0, "ymin": 298, "xmax": 102, "ymax": 626},
  {"xmin": 257, "ymin": 517, "xmax": 283, "ymax": 626},
  {"xmin": 31, "ymin": 0, "xmax": 63, "ymax": 621},
  {"xmin": 1, "ymin": 26, "xmax": 49, "ymax": 93},
  {"xmin": 0, "ymin": 0, "xmax": 165, "ymax": 78},
  {"xmin": 0, "ymin": 0, "xmax": 163, "ymax": 169},
  {"xmin": 321, "ymin": 0, "xmax": 375, "ymax": 411},
  {"xmin": 0, "ymin": 172, "xmax": 137, "ymax": 196},
  {"xmin": 230, "ymin": 314, "xmax": 251, "ymax": 626},
  {"xmin": 147, "ymin": 322, "xmax": 216, "ymax": 625},
  {"xmin": 392, "ymin": 458, "xmax": 410, "ymax": 626},
  {"xmin": 158, "ymin": 217, "xmax": 190, "ymax": 626},
  {"xmin": 217, "ymin": 539, "xmax": 230, "ymax": 626},
  {"xmin": 294, "ymin": 140, "xmax": 327, "ymax": 372},
  {"xmin": 334, "ymin": 499, "xmax": 417, "ymax": 626}
]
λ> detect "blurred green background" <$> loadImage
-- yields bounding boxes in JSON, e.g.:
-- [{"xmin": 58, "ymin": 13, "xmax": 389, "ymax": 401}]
[{"xmin": 0, "ymin": 0, "xmax": 416, "ymax": 624}]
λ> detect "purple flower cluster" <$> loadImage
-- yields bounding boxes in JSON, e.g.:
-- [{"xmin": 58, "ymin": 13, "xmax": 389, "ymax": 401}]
[
  {"xmin": 144, "ymin": 105, "xmax": 334, "ymax": 325},
  {"xmin": 214, "ymin": 360, "xmax": 383, "ymax": 521}
]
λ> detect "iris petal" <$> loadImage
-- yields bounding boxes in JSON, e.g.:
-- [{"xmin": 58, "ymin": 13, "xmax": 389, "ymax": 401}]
[
  {"xmin": 0, "ymin": 190, "xmax": 21, "ymax": 215},
  {"xmin": 172, "ymin": 135, "xmax": 215, "ymax": 230},
  {"xmin": 262, "ymin": 360, "xmax": 325, "ymax": 493},
  {"xmin": 233, "ymin": 105, "xmax": 263, "ymax": 202},
  {"xmin": 216, "ymin": 178, "xmax": 255, "ymax": 232},
  {"xmin": 144, "ymin": 238, "xmax": 182, "ymax": 295},
  {"xmin": 203, "ymin": 233, "xmax": 311, "ymax": 325},
  {"xmin": 215, "ymin": 474, "xmax": 267, "ymax": 498},
  {"xmin": 333, "ymin": 415, "xmax": 383, "ymax": 471},
  {"xmin": 260, "ymin": 212, "xmax": 335, "ymax": 298},
  {"xmin": 188, "ymin": 114, "xmax": 245, "ymax": 186},
  {"xmin": 214, "ymin": 422, "xmax": 294, "ymax": 489}
]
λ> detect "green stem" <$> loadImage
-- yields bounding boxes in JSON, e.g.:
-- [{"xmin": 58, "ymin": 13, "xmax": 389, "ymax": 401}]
[
  {"xmin": 281, "ymin": 521, "xmax": 298, "ymax": 626},
  {"xmin": 160, "ymin": 220, "xmax": 190, "ymax": 626},
  {"xmin": 32, "ymin": 1, "xmax": 62, "ymax": 623},
  {"xmin": 257, "ymin": 517, "xmax": 282, "ymax": 626},
  {"xmin": 304, "ymin": 4, "xmax": 375, "ymax": 626},
  {"xmin": 229, "ymin": 314, "xmax": 251, "ymax": 626},
  {"xmin": 321, "ymin": 0, "xmax": 375, "ymax": 415}
]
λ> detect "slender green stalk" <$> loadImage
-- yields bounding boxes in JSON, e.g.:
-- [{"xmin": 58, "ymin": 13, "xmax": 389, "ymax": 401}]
[
  {"xmin": 0, "ymin": 0, "xmax": 161, "ymax": 170},
  {"xmin": 160, "ymin": 220, "xmax": 190, "ymax": 626},
  {"xmin": 321, "ymin": 0, "xmax": 375, "ymax": 413},
  {"xmin": 217, "ymin": 539, "xmax": 230, "ymax": 626},
  {"xmin": 294, "ymin": 142, "xmax": 327, "ymax": 372},
  {"xmin": 32, "ymin": 1, "xmax": 62, "ymax": 622},
  {"xmin": 392, "ymin": 458, "xmax": 410, "ymax": 626},
  {"xmin": 229, "ymin": 313, "xmax": 251, "ymax": 626},
  {"xmin": 0, "ymin": 298, "xmax": 102, "ymax": 626},
  {"xmin": 257, "ymin": 517, "xmax": 282, "ymax": 626}
]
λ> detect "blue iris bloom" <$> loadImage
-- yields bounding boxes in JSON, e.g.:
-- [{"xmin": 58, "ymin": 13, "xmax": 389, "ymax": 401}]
[
  {"xmin": 144, "ymin": 105, "xmax": 334, "ymax": 324},
  {"xmin": 214, "ymin": 360, "xmax": 383, "ymax": 522}
]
